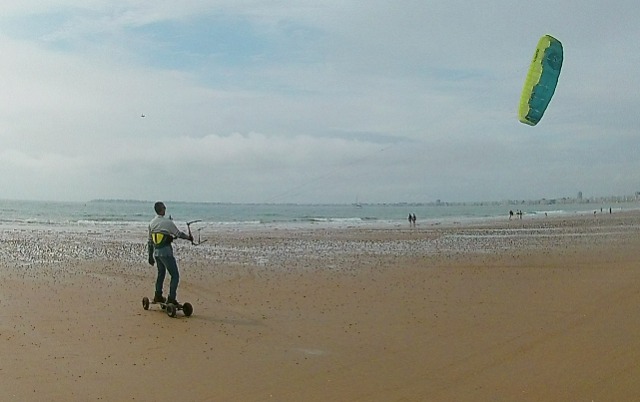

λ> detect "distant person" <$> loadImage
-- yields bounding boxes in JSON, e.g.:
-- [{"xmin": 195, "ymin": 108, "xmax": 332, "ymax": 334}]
[
  {"xmin": 411, "ymin": 213, "xmax": 417, "ymax": 227},
  {"xmin": 408, "ymin": 213, "xmax": 413, "ymax": 227},
  {"xmin": 147, "ymin": 201, "xmax": 193, "ymax": 306},
  {"xmin": 509, "ymin": 210, "xmax": 514, "ymax": 220}
]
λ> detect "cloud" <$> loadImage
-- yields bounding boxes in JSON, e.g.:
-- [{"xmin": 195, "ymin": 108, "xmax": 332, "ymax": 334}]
[{"xmin": 0, "ymin": 1, "xmax": 639, "ymax": 202}]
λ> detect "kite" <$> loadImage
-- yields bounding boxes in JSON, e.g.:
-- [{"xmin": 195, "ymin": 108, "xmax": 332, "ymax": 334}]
[{"xmin": 518, "ymin": 34, "xmax": 563, "ymax": 126}]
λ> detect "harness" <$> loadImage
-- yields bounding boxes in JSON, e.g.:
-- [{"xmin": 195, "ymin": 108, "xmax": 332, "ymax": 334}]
[{"xmin": 151, "ymin": 231, "xmax": 174, "ymax": 248}]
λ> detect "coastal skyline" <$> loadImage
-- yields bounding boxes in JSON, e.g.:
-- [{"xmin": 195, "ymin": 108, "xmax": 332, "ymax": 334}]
[
  {"xmin": 11, "ymin": 189, "xmax": 640, "ymax": 207},
  {"xmin": 0, "ymin": 1, "xmax": 639, "ymax": 204}
]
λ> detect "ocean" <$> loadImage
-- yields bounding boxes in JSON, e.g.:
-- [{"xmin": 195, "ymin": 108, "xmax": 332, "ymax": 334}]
[{"xmin": 0, "ymin": 198, "xmax": 637, "ymax": 231}]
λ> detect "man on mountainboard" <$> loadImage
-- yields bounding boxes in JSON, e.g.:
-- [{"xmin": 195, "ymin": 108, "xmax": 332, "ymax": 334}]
[{"xmin": 147, "ymin": 201, "xmax": 193, "ymax": 306}]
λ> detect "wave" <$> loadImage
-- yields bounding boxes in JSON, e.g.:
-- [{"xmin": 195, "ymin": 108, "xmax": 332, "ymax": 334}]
[{"xmin": 2, "ymin": 200, "xmax": 640, "ymax": 231}]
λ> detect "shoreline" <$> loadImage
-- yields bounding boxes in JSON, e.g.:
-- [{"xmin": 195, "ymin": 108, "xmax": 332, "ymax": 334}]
[
  {"xmin": 1, "ymin": 209, "xmax": 637, "ymax": 267},
  {"xmin": 1, "ymin": 200, "xmax": 637, "ymax": 233}
]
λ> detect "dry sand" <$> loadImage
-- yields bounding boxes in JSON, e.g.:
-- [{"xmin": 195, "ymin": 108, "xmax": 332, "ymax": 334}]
[{"xmin": 1, "ymin": 211, "xmax": 640, "ymax": 401}]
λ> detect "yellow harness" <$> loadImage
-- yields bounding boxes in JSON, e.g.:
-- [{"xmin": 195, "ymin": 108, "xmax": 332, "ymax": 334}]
[{"xmin": 151, "ymin": 232, "xmax": 173, "ymax": 248}]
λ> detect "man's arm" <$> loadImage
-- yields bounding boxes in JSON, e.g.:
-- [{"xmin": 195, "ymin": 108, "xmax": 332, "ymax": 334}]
[
  {"xmin": 166, "ymin": 221, "xmax": 193, "ymax": 241},
  {"xmin": 147, "ymin": 226, "xmax": 155, "ymax": 265},
  {"xmin": 174, "ymin": 230, "xmax": 193, "ymax": 242}
]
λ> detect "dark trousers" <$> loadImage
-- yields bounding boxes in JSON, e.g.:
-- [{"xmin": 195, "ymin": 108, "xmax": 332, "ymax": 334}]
[{"xmin": 155, "ymin": 255, "xmax": 180, "ymax": 300}]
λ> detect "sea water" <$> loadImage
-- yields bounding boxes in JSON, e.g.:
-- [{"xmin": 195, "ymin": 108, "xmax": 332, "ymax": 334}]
[{"xmin": 0, "ymin": 199, "xmax": 637, "ymax": 231}]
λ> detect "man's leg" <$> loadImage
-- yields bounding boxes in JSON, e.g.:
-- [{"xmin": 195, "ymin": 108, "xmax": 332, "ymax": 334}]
[
  {"xmin": 155, "ymin": 257, "xmax": 167, "ymax": 301},
  {"xmin": 162, "ymin": 255, "xmax": 180, "ymax": 302}
]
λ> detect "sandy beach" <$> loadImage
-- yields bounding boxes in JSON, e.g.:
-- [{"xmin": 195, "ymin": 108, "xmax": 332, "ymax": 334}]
[{"xmin": 1, "ymin": 211, "xmax": 640, "ymax": 401}]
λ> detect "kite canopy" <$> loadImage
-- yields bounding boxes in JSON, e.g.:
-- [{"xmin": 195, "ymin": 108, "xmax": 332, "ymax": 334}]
[{"xmin": 518, "ymin": 35, "xmax": 563, "ymax": 126}]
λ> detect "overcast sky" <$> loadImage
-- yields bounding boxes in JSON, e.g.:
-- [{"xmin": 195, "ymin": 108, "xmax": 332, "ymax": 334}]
[{"xmin": 0, "ymin": 1, "xmax": 638, "ymax": 203}]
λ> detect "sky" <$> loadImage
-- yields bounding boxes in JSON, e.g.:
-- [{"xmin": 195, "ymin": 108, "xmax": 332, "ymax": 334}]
[{"xmin": 0, "ymin": 1, "xmax": 639, "ymax": 204}]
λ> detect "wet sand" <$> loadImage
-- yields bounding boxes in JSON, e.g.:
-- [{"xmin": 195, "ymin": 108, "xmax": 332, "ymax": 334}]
[{"xmin": 1, "ymin": 211, "xmax": 640, "ymax": 401}]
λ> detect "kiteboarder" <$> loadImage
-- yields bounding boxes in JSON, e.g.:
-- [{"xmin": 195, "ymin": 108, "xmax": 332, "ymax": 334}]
[{"xmin": 147, "ymin": 201, "xmax": 193, "ymax": 306}]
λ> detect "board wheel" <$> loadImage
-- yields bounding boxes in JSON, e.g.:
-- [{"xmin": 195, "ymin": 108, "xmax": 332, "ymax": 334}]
[
  {"xmin": 142, "ymin": 297, "xmax": 150, "ymax": 310},
  {"xmin": 182, "ymin": 302, "xmax": 193, "ymax": 317},
  {"xmin": 166, "ymin": 303, "xmax": 177, "ymax": 318}
]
